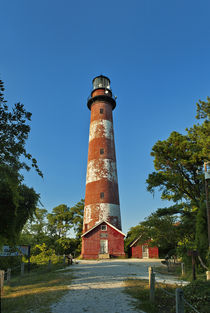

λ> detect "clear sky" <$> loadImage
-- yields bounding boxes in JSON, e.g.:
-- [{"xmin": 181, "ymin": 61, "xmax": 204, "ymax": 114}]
[{"xmin": 1, "ymin": 0, "xmax": 210, "ymax": 235}]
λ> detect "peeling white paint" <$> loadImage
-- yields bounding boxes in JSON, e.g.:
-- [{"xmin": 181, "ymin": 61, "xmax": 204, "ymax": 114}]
[
  {"xmin": 98, "ymin": 203, "xmax": 121, "ymax": 224},
  {"xmin": 84, "ymin": 205, "xmax": 92, "ymax": 224},
  {"xmin": 86, "ymin": 159, "xmax": 118, "ymax": 184},
  {"xmin": 89, "ymin": 120, "xmax": 113, "ymax": 142},
  {"xmin": 84, "ymin": 203, "xmax": 121, "ymax": 227}
]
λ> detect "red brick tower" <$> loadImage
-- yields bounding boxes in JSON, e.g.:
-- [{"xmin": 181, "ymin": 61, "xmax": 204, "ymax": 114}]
[{"xmin": 81, "ymin": 76, "xmax": 125, "ymax": 259}]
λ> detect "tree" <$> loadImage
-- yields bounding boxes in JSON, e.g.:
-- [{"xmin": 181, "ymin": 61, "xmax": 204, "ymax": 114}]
[
  {"xmin": 0, "ymin": 79, "xmax": 41, "ymax": 245},
  {"xmin": 146, "ymin": 130, "xmax": 204, "ymax": 205},
  {"xmin": 0, "ymin": 79, "xmax": 42, "ymax": 177},
  {"xmin": 125, "ymin": 212, "xmax": 181, "ymax": 257},
  {"xmin": 47, "ymin": 204, "xmax": 72, "ymax": 239},
  {"xmin": 195, "ymin": 201, "xmax": 208, "ymax": 260},
  {"xmin": 47, "ymin": 201, "xmax": 84, "ymax": 255},
  {"xmin": 69, "ymin": 199, "xmax": 84, "ymax": 256},
  {"xmin": 19, "ymin": 200, "xmax": 84, "ymax": 256},
  {"xmin": 146, "ymin": 97, "xmax": 209, "ymax": 259},
  {"xmin": 20, "ymin": 208, "xmax": 48, "ymax": 246},
  {"xmin": 70, "ymin": 199, "xmax": 84, "ymax": 239}
]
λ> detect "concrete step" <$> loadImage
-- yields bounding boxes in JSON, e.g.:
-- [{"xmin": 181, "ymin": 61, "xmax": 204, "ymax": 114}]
[{"xmin": 99, "ymin": 253, "xmax": 110, "ymax": 259}]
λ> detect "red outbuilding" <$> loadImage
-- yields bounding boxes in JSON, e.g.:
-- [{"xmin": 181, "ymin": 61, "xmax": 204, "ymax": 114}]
[
  {"xmin": 129, "ymin": 236, "xmax": 159, "ymax": 259},
  {"xmin": 81, "ymin": 220, "xmax": 125, "ymax": 259}
]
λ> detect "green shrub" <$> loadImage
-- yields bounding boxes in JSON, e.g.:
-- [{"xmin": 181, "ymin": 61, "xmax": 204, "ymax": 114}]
[
  {"xmin": 0, "ymin": 256, "xmax": 22, "ymax": 271},
  {"xmin": 30, "ymin": 243, "xmax": 61, "ymax": 265}
]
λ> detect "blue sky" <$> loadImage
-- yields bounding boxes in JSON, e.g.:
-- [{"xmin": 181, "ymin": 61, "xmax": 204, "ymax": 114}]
[{"xmin": 1, "ymin": 0, "xmax": 210, "ymax": 235}]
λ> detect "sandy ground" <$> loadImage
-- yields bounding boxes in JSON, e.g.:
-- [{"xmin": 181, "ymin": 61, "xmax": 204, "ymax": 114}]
[{"xmin": 51, "ymin": 259, "xmax": 186, "ymax": 313}]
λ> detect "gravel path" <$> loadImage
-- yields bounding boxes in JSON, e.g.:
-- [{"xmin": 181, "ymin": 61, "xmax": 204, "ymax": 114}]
[{"xmin": 51, "ymin": 259, "xmax": 186, "ymax": 313}]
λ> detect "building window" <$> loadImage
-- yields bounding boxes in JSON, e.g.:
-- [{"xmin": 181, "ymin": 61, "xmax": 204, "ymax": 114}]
[
  {"xmin": 101, "ymin": 225, "xmax": 107, "ymax": 231},
  {"xmin": 100, "ymin": 192, "xmax": 104, "ymax": 199},
  {"xmin": 100, "ymin": 148, "xmax": 104, "ymax": 155},
  {"xmin": 100, "ymin": 108, "xmax": 104, "ymax": 114}
]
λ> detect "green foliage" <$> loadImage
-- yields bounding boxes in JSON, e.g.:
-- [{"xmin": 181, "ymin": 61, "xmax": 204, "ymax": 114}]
[
  {"xmin": 70, "ymin": 199, "xmax": 84, "ymax": 238},
  {"xmin": 0, "ymin": 166, "xmax": 20, "ymax": 244},
  {"xmin": 47, "ymin": 204, "xmax": 72, "ymax": 238},
  {"xmin": 183, "ymin": 280, "xmax": 210, "ymax": 312},
  {"xmin": 145, "ymin": 96, "xmax": 209, "ymax": 260},
  {"xmin": 146, "ymin": 130, "xmax": 204, "ymax": 204},
  {"xmin": 19, "ymin": 208, "xmax": 48, "ymax": 246},
  {"xmin": 19, "ymin": 200, "xmax": 84, "ymax": 257},
  {"xmin": 195, "ymin": 96, "xmax": 210, "ymax": 120},
  {"xmin": 30, "ymin": 243, "xmax": 61, "ymax": 265},
  {"xmin": 0, "ymin": 169, "xmax": 39, "ymax": 245},
  {"xmin": 0, "ymin": 256, "xmax": 22, "ymax": 272},
  {"xmin": 0, "ymin": 79, "xmax": 42, "ymax": 246},
  {"xmin": 0, "ymin": 79, "xmax": 42, "ymax": 176},
  {"xmin": 126, "ymin": 212, "xmax": 181, "ymax": 257},
  {"xmin": 15, "ymin": 185, "xmax": 40, "ymax": 235},
  {"xmin": 196, "ymin": 202, "xmax": 208, "ymax": 259}
]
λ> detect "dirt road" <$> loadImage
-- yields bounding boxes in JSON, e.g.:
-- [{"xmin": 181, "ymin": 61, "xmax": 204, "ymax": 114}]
[{"xmin": 51, "ymin": 259, "xmax": 184, "ymax": 313}]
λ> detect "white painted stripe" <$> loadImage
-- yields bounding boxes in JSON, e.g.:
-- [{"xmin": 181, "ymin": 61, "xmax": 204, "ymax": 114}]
[
  {"xmin": 89, "ymin": 120, "xmax": 113, "ymax": 142},
  {"xmin": 86, "ymin": 159, "xmax": 118, "ymax": 184},
  {"xmin": 84, "ymin": 203, "xmax": 121, "ymax": 226},
  {"xmin": 84, "ymin": 205, "xmax": 92, "ymax": 224}
]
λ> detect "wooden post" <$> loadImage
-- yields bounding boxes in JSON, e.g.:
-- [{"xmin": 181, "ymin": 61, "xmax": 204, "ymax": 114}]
[
  {"xmin": 148, "ymin": 267, "xmax": 153, "ymax": 285},
  {"xmin": 21, "ymin": 263, "xmax": 25, "ymax": 276},
  {"xmin": 7, "ymin": 268, "xmax": 11, "ymax": 282},
  {"xmin": 149, "ymin": 267, "xmax": 155, "ymax": 302},
  {"xmin": 168, "ymin": 259, "xmax": 171, "ymax": 271},
  {"xmin": 181, "ymin": 263, "xmax": 185, "ymax": 276},
  {"xmin": 0, "ymin": 271, "xmax": 4, "ymax": 296},
  {"xmin": 206, "ymin": 271, "xmax": 210, "ymax": 280},
  {"xmin": 204, "ymin": 164, "xmax": 210, "ymax": 248},
  {"xmin": 176, "ymin": 288, "xmax": 184, "ymax": 313},
  {"xmin": 192, "ymin": 253, "xmax": 196, "ymax": 281}
]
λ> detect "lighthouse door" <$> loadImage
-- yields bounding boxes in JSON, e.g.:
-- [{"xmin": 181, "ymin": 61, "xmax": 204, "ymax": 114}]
[{"xmin": 100, "ymin": 240, "xmax": 108, "ymax": 254}]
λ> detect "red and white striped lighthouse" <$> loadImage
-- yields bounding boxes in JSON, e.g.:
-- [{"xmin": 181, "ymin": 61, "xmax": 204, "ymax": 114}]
[{"xmin": 81, "ymin": 75, "xmax": 125, "ymax": 259}]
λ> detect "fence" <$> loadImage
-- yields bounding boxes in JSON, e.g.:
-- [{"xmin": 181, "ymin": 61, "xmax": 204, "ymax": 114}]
[
  {"xmin": 0, "ymin": 255, "xmax": 73, "ymax": 297},
  {"xmin": 148, "ymin": 266, "xmax": 202, "ymax": 313}
]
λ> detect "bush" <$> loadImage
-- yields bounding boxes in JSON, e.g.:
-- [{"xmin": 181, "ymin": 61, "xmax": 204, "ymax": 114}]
[
  {"xmin": 30, "ymin": 243, "xmax": 61, "ymax": 265},
  {"xmin": 183, "ymin": 280, "xmax": 210, "ymax": 312},
  {"xmin": 0, "ymin": 256, "xmax": 22, "ymax": 271}
]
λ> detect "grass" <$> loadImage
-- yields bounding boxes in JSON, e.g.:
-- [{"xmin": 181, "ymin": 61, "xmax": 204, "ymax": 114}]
[
  {"xmin": 124, "ymin": 278, "xmax": 210, "ymax": 313},
  {"xmin": 124, "ymin": 279, "xmax": 176, "ymax": 313},
  {"xmin": 155, "ymin": 263, "xmax": 207, "ymax": 281},
  {"xmin": 1, "ymin": 264, "xmax": 73, "ymax": 313},
  {"xmin": 154, "ymin": 264, "xmax": 181, "ymax": 276}
]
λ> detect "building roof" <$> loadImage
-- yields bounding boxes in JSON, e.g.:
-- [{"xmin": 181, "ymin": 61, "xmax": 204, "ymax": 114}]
[
  {"xmin": 81, "ymin": 220, "xmax": 126, "ymax": 237},
  {"xmin": 129, "ymin": 234, "xmax": 143, "ymax": 248}
]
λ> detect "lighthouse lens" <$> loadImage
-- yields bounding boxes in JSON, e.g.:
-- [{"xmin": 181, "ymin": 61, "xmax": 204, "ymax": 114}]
[{"xmin": 93, "ymin": 76, "xmax": 110, "ymax": 90}]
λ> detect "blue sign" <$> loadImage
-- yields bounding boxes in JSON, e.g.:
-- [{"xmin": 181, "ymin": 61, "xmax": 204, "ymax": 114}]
[{"xmin": 0, "ymin": 245, "xmax": 29, "ymax": 257}]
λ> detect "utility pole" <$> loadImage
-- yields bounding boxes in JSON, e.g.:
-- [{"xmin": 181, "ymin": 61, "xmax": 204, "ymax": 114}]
[{"xmin": 204, "ymin": 162, "xmax": 210, "ymax": 248}]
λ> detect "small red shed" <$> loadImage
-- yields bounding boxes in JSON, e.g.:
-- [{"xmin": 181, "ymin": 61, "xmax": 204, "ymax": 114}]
[
  {"xmin": 129, "ymin": 236, "xmax": 159, "ymax": 259},
  {"xmin": 81, "ymin": 220, "xmax": 125, "ymax": 259}
]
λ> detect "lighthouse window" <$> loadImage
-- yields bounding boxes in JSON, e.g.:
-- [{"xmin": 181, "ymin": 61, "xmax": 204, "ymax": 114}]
[
  {"xmin": 100, "ymin": 148, "xmax": 104, "ymax": 155},
  {"xmin": 100, "ymin": 108, "xmax": 104, "ymax": 114},
  {"xmin": 101, "ymin": 225, "xmax": 107, "ymax": 231},
  {"xmin": 100, "ymin": 192, "xmax": 104, "ymax": 199}
]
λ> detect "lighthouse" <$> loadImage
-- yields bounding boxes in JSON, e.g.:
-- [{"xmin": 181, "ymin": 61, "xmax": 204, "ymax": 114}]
[{"xmin": 81, "ymin": 75, "xmax": 125, "ymax": 259}]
